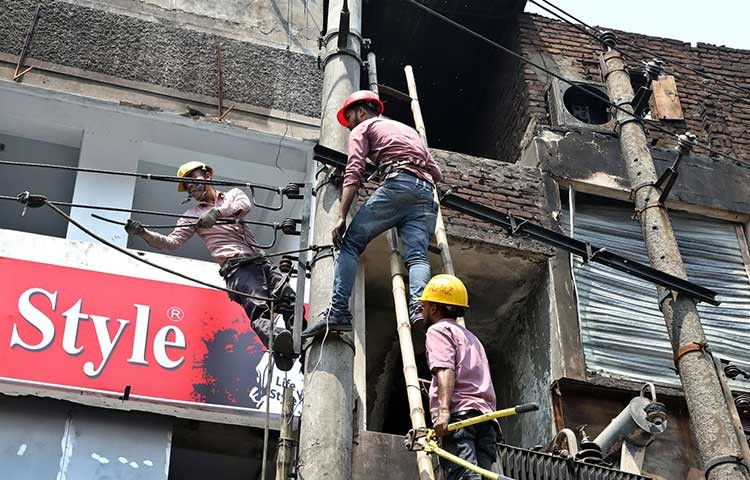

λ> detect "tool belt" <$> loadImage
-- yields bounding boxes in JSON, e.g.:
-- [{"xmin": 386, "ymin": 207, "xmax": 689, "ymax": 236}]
[
  {"xmin": 367, "ymin": 158, "xmax": 426, "ymax": 183},
  {"xmin": 219, "ymin": 253, "xmax": 264, "ymax": 278}
]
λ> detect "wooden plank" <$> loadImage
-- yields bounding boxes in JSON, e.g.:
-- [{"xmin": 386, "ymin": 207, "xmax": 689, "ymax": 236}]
[{"xmin": 649, "ymin": 75, "xmax": 684, "ymax": 120}]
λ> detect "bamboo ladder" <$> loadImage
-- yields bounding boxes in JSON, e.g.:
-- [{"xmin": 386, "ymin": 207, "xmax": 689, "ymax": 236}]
[{"xmin": 367, "ymin": 59, "xmax": 462, "ymax": 480}]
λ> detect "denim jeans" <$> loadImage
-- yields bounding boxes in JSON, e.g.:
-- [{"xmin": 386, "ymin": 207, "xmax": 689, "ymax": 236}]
[
  {"xmin": 440, "ymin": 414, "xmax": 500, "ymax": 480},
  {"xmin": 331, "ymin": 172, "xmax": 438, "ymax": 315}
]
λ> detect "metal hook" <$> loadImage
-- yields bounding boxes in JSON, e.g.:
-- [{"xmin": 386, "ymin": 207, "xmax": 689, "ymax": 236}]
[{"xmin": 640, "ymin": 382, "xmax": 658, "ymax": 402}]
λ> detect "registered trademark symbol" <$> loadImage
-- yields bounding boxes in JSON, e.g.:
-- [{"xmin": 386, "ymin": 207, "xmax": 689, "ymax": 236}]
[{"xmin": 167, "ymin": 307, "xmax": 184, "ymax": 322}]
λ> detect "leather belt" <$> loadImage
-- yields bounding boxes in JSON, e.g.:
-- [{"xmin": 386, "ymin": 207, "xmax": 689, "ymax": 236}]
[{"xmin": 219, "ymin": 253, "xmax": 264, "ymax": 277}]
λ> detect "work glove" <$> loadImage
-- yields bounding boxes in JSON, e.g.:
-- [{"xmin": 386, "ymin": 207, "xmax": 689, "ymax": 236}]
[
  {"xmin": 197, "ymin": 208, "xmax": 222, "ymax": 229},
  {"xmin": 124, "ymin": 219, "xmax": 145, "ymax": 236}
]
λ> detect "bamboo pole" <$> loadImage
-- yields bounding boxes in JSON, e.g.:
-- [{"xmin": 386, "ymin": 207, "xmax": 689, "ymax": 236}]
[
  {"xmin": 388, "ymin": 233, "xmax": 437, "ymax": 480},
  {"xmin": 275, "ymin": 384, "xmax": 295, "ymax": 480},
  {"xmin": 368, "ymin": 54, "xmax": 435, "ymax": 480},
  {"xmin": 404, "ymin": 65, "xmax": 463, "ymax": 327}
]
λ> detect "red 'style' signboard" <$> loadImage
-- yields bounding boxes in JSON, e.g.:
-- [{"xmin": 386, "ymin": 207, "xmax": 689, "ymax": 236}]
[{"xmin": 0, "ymin": 257, "xmax": 301, "ymax": 414}]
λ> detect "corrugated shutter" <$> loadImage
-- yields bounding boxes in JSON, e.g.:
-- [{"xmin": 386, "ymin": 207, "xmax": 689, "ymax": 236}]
[{"xmin": 562, "ymin": 203, "xmax": 750, "ymax": 389}]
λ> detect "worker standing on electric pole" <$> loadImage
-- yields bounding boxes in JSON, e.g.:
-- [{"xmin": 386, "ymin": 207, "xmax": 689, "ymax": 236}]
[
  {"xmin": 302, "ymin": 90, "xmax": 443, "ymax": 338},
  {"xmin": 124, "ymin": 161, "xmax": 297, "ymax": 371},
  {"xmin": 422, "ymin": 274, "xmax": 500, "ymax": 479}
]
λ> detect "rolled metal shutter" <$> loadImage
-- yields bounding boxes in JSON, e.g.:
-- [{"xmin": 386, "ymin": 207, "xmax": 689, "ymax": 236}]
[{"xmin": 562, "ymin": 204, "xmax": 750, "ymax": 389}]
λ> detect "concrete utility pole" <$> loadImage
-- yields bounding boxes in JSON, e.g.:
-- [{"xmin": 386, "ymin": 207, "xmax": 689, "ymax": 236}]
[
  {"xmin": 601, "ymin": 38, "xmax": 750, "ymax": 480},
  {"xmin": 297, "ymin": 1, "xmax": 361, "ymax": 479}
]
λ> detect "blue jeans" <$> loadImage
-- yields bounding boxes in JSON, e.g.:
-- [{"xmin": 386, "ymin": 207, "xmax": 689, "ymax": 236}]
[
  {"xmin": 331, "ymin": 172, "xmax": 438, "ymax": 315},
  {"xmin": 441, "ymin": 414, "xmax": 500, "ymax": 480}
]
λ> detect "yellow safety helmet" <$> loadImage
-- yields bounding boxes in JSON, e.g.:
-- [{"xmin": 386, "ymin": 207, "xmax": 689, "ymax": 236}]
[
  {"xmin": 176, "ymin": 161, "xmax": 213, "ymax": 192},
  {"xmin": 419, "ymin": 274, "xmax": 470, "ymax": 308}
]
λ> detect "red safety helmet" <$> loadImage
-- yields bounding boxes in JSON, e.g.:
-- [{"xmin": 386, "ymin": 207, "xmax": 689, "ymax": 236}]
[{"xmin": 337, "ymin": 90, "xmax": 384, "ymax": 127}]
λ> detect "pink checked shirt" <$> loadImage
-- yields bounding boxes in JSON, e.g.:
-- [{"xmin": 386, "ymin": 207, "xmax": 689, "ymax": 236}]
[
  {"xmin": 343, "ymin": 117, "xmax": 443, "ymax": 188},
  {"xmin": 142, "ymin": 188, "xmax": 260, "ymax": 265},
  {"xmin": 426, "ymin": 319, "xmax": 497, "ymax": 423}
]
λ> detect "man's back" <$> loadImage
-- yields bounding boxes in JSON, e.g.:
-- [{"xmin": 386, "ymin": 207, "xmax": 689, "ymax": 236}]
[
  {"xmin": 344, "ymin": 117, "xmax": 443, "ymax": 187},
  {"xmin": 426, "ymin": 319, "xmax": 496, "ymax": 422}
]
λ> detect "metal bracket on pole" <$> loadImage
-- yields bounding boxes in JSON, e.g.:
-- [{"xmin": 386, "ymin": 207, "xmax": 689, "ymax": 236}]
[
  {"xmin": 292, "ymin": 183, "xmax": 313, "ymax": 355},
  {"xmin": 632, "ymin": 59, "xmax": 664, "ymax": 117},
  {"xmin": 583, "ymin": 244, "xmax": 606, "ymax": 264},
  {"xmin": 507, "ymin": 213, "xmax": 529, "ymax": 235},
  {"xmin": 318, "ymin": 48, "xmax": 364, "ymax": 70},
  {"xmin": 654, "ymin": 132, "xmax": 696, "ymax": 205}
]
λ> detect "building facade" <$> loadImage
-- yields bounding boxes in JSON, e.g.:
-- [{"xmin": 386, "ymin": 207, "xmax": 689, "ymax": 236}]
[{"xmin": 1, "ymin": 1, "xmax": 749, "ymax": 479}]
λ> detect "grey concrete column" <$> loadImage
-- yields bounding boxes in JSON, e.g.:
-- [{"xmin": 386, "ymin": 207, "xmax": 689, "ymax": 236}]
[{"xmin": 297, "ymin": 1, "xmax": 362, "ymax": 479}]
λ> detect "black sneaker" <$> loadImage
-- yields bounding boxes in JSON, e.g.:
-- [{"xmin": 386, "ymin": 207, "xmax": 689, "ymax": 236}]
[
  {"xmin": 271, "ymin": 330, "xmax": 297, "ymax": 372},
  {"xmin": 301, "ymin": 307, "xmax": 353, "ymax": 338}
]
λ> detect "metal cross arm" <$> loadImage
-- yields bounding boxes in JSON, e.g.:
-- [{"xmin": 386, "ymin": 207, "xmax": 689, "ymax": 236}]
[{"xmin": 440, "ymin": 191, "xmax": 720, "ymax": 306}]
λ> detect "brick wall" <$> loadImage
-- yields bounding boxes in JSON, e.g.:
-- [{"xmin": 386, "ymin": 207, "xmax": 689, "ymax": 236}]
[
  {"xmin": 435, "ymin": 148, "xmax": 551, "ymax": 254},
  {"xmin": 516, "ymin": 13, "xmax": 750, "ymax": 161},
  {"xmin": 355, "ymin": 148, "xmax": 552, "ymax": 255}
]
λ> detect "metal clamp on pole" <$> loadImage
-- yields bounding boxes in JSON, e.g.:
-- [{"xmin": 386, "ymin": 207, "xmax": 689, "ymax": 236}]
[
  {"xmin": 673, "ymin": 341, "xmax": 706, "ymax": 370},
  {"xmin": 612, "ymin": 100, "xmax": 644, "ymax": 133},
  {"xmin": 704, "ymin": 455, "xmax": 750, "ymax": 478},
  {"xmin": 655, "ymin": 132, "xmax": 696, "ymax": 205}
]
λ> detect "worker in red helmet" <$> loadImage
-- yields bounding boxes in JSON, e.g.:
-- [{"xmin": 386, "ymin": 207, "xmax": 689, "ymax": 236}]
[{"xmin": 302, "ymin": 90, "xmax": 443, "ymax": 338}]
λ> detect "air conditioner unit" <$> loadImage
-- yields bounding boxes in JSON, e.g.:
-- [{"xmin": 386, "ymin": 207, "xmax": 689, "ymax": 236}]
[{"xmin": 547, "ymin": 78, "xmax": 616, "ymax": 133}]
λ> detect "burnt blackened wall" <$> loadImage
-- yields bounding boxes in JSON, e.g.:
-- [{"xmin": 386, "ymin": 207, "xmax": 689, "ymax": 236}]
[
  {"xmin": 517, "ymin": 13, "xmax": 750, "ymax": 162},
  {"xmin": 471, "ymin": 19, "xmax": 535, "ymax": 164},
  {"xmin": 492, "ymin": 270, "xmax": 554, "ymax": 448},
  {"xmin": 0, "ymin": 0, "xmax": 322, "ymax": 117}
]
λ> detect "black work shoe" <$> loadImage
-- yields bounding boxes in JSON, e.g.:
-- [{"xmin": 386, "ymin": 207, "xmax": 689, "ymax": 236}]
[
  {"xmin": 301, "ymin": 307, "xmax": 353, "ymax": 338},
  {"xmin": 410, "ymin": 316, "xmax": 426, "ymax": 333},
  {"xmin": 271, "ymin": 330, "xmax": 297, "ymax": 372},
  {"xmin": 409, "ymin": 303, "xmax": 424, "ymax": 327}
]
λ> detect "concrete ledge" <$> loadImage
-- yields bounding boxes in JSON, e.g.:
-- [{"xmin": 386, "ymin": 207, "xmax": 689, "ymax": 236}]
[
  {"xmin": 353, "ymin": 431, "xmax": 421, "ymax": 479},
  {"xmin": 1, "ymin": 0, "xmax": 323, "ymax": 118}
]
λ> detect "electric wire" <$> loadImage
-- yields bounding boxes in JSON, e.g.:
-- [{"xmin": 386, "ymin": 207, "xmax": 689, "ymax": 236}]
[
  {"xmin": 402, "ymin": 0, "xmax": 746, "ymax": 164},
  {"xmin": 272, "ymin": 0, "xmax": 294, "ymax": 173},
  {"xmin": 527, "ymin": 0, "xmax": 750, "ymax": 107},
  {"xmin": 20, "ymin": 195, "xmax": 276, "ymax": 302},
  {"xmin": 89, "ymin": 212, "xmax": 279, "ymax": 231},
  {"xmin": 0, "ymin": 194, "xmax": 281, "ymax": 229},
  {"xmin": 0, "ymin": 158, "xmax": 280, "ymax": 192},
  {"xmin": 532, "ymin": 0, "xmax": 750, "ymax": 98},
  {"xmin": 0, "ymin": 192, "xmax": 326, "ymax": 263}
]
